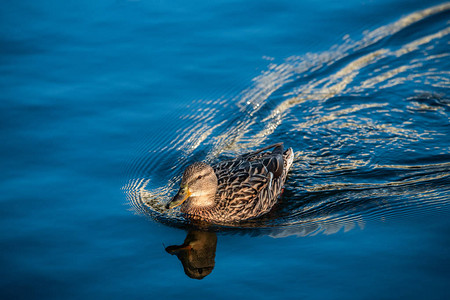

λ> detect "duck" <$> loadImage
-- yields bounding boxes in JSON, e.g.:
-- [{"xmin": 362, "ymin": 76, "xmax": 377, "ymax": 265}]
[{"xmin": 166, "ymin": 143, "xmax": 294, "ymax": 223}]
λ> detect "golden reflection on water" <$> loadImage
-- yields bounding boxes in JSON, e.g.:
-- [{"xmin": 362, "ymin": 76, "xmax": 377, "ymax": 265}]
[{"xmin": 124, "ymin": 2, "xmax": 450, "ymax": 238}]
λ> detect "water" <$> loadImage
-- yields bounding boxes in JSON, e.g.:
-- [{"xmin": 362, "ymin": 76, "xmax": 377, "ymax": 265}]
[{"xmin": 1, "ymin": 0, "xmax": 449, "ymax": 299}]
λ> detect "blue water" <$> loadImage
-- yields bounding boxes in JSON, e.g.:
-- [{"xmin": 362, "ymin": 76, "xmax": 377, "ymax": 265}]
[{"xmin": 1, "ymin": 0, "xmax": 450, "ymax": 299}]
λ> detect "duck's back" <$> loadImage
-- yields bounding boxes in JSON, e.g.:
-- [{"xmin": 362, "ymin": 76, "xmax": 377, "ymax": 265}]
[{"xmin": 208, "ymin": 143, "xmax": 294, "ymax": 222}]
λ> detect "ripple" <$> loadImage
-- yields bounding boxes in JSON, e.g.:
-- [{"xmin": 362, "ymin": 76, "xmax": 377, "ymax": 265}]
[{"xmin": 124, "ymin": 3, "xmax": 450, "ymax": 237}]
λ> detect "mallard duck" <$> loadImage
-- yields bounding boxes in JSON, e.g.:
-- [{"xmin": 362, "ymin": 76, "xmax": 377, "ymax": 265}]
[{"xmin": 166, "ymin": 143, "xmax": 294, "ymax": 223}]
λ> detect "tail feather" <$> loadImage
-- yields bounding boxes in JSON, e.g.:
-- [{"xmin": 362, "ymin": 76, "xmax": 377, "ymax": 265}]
[{"xmin": 283, "ymin": 148, "xmax": 294, "ymax": 174}]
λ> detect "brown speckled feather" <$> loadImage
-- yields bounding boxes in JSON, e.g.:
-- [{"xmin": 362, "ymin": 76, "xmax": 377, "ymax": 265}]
[{"xmin": 185, "ymin": 143, "xmax": 294, "ymax": 223}]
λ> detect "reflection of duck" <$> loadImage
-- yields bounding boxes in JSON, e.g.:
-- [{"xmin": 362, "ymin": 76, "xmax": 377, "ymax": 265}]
[
  {"xmin": 166, "ymin": 143, "xmax": 294, "ymax": 223},
  {"xmin": 165, "ymin": 231, "xmax": 217, "ymax": 280}
]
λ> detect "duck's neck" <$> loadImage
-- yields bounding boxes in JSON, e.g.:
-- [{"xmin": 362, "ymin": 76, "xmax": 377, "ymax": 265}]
[{"xmin": 181, "ymin": 194, "xmax": 216, "ymax": 213}]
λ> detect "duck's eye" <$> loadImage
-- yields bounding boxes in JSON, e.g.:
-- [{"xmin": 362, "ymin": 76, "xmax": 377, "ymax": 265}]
[{"xmin": 197, "ymin": 175, "xmax": 203, "ymax": 179}]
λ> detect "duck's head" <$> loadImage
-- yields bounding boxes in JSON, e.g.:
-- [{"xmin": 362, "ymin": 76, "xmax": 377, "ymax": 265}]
[{"xmin": 166, "ymin": 162, "xmax": 218, "ymax": 210}]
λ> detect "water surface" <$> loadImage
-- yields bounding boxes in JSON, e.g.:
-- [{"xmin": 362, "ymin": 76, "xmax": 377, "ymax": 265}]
[{"xmin": 1, "ymin": 0, "xmax": 449, "ymax": 299}]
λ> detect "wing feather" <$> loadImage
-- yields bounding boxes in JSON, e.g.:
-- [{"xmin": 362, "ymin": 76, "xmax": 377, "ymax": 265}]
[{"xmin": 205, "ymin": 143, "xmax": 292, "ymax": 221}]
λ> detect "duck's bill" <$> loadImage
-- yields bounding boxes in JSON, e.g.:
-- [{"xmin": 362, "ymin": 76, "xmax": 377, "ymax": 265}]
[{"xmin": 166, "ymin": 186, "xmax": 191, "ymax": 209}]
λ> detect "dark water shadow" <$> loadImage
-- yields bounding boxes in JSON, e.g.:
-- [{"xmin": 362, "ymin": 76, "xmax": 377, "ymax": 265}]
[{"xmin": 165, "ymin": 230, "xmax": 218, "ymax": 280}]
